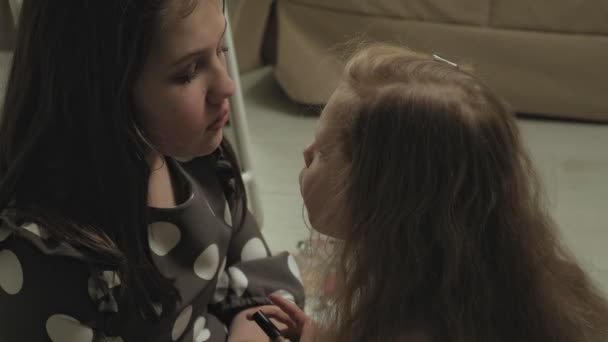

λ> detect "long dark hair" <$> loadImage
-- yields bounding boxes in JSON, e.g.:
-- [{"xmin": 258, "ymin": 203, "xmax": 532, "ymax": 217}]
[
  {"xmin": 324, "ymin": 44, "xmax": 608, "ymax": 341},
  {"xmin": 0, "ymin": 0, "xmax": 245, "ymax": 316}
]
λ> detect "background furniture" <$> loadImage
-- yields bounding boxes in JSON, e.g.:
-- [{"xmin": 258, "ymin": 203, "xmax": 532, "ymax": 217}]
[{"xmin": 233, "ymin": 0, "xmax": 608, "ymax": 122}]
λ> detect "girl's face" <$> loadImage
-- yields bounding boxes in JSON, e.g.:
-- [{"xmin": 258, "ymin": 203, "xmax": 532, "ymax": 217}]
[
  {"xmin": 134, "ymin": 0, "xmax": 234, "ymax": 160},
  {"xmin": 299, "ymin": 88, "xmax": 348, "ymax": 238}
]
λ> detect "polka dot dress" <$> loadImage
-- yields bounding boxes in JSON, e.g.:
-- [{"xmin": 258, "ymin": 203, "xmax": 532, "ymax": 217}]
[{"xmin": 0, "ymin": 153, "xmax": 305, "ymax": 341}]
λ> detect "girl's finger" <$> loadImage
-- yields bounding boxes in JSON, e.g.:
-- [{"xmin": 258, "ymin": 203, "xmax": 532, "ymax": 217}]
[
  {"xmin": 268, "ymin": 293, "xmax": 309, "ymax": 325},
  {"xmin": 246, "ymin": 305, "xmax": 298, "ymax": 331}
]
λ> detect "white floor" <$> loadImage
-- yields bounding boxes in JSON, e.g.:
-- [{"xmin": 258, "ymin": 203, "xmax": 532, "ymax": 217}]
[{"xmin": 2, "ymin": 53, "xmax": 607, "ymax": 295}]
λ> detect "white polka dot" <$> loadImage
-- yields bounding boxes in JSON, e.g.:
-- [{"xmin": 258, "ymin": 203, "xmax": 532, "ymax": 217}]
[
  {"xmin": 22, "ymin": 222, "xmax": 50, "ymax": 239},
  {"xmin": 194, "ymin": 244, "xmax": 220, "ymax": 280},
  {"xmin": 228, "ymin": 266, "xmax": 248, "ymax": 297},
  {"xmin": 193, "ymin": 316, "xmax": 211, "ymax": 342},
  {"xmin": 212, "ymin": 259, "xmax": 229, "ymax": 303},
  {"xmin": 148, "ymin": 222, "xmax": 182, "ymax": 256},
  {"xmin": 0, "ymin": 249, "xmax": 23, "ymax": 295},
  {"xmin": 287, "ymin": 254, "xmax": 302, "ymax": 283},
  {"xmin": 101, "ymin": 271, "xmax": 121, "ymax": 288},
  {"xmin": 0, "ymin": 226, "xmax": 11, "ymax": 242},
  {"xmin": 272, "ymin": 289, "xmax": 296, "ymax": 304},
  {"xmin": 46, "ymin": 314, "xmax": 94, "ymax": 342},
  {"xmin": 240, "ymin": 238, "xmax": 268, "ymax": 261},
  {"xmin": 172, "ymin": 305, "xmax": 193, "ymax": 341},
  {"xmin": 223, "ymin": 201, "xmax": 232, "ymax": 226}
]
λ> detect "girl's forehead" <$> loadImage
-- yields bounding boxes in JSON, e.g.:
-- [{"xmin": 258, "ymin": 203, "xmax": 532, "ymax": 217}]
[
  {"xmin": 152, "ymin": 0, "xmax": 225, "ymax": 62},
  {"xmin": 162, "ymin": 0, "xmax": 222, "ymax": 21},
  {"xmin": 321, "ymin": 86, "xmax": 354, "ymax": 125},
  {"xmin": 161, "ymin": 0, "xmax": 219, "ymax": 31},
  {"xmin": 316, "ymin": 97, "xmax": 348, "ymax": 146}
]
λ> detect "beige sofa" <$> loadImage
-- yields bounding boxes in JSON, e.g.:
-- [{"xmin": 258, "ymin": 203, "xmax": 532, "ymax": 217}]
[
  {"xmin": 233, "ymin": 0, "xmax": 608, "ymax": 122},
  {"xmin": 0, "ymin": 0, "xmax": 16, "ymax": 51}
]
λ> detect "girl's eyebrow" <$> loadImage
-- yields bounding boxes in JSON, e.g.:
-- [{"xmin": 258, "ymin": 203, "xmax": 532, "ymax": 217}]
[
  {"xmin": 171, "ymin": 18, "xmax": 228, "ymax": 67},
  {"xmin": 172, "ymin": 50, "xmax": 205, "ymax": 66}
]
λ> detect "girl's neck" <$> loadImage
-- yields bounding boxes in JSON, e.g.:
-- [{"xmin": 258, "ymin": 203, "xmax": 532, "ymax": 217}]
[{"xmin": 147, "ymin": 152, "xmax": 177, "ymax": 208}]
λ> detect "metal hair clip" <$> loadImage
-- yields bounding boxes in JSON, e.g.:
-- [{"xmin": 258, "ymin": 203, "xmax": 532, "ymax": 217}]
[{"xmin": 432, "ymin": 54, "xmax": 458, "ymax": 68}]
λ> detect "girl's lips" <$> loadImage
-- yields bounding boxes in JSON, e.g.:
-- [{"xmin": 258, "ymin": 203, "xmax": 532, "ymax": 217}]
[{"xmin": 208, "ymin": 110, "xmax": 229, "ymax": 131}]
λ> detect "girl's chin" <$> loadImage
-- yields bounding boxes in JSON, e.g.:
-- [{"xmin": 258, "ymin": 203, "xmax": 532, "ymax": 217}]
[
  {"xmin": 170, "ymin": 134, "xmax": 224, "ymax": 161},
  {"xmin": 309, "ymin": 219, "xmax": 345, "ymax": 240}
]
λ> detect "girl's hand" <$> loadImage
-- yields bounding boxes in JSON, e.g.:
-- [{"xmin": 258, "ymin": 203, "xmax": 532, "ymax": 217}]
[{"xmin": 247, "ymin": 293, "xmax": 319, "ymax": 342}]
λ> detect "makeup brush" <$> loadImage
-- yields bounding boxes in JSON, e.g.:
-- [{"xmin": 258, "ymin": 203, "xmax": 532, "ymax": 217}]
[{"xmin": 252, "ymin": 311, "xmax": 288, "ymax": 342}]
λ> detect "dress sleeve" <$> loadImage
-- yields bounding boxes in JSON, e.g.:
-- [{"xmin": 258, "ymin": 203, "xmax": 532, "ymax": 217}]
[
  {"xmin": 0, "ymin": 222, "xmax": 121, "ymax": 341},
  {"xmin": 201, "ymin": 148, "xmax": 306, "ymax": 324},
  {"xmin": 208, "ymin": 209, "xmax": 305, "ymax": 324}
]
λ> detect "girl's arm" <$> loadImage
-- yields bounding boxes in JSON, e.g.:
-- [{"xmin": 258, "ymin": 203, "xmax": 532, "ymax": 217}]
[
  {"xmin": 203, "ymin": 152, "xmax": 306, "ymax": 339},
  {"xmin": 208, "ymin": 208, "xmax": 305, "ymax": 340}
]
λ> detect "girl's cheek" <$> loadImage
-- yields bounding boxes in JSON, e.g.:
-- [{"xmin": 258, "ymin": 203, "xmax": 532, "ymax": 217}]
[
  {"xmin": 299, "ymin": 169, "xmax": 305, "ymax": 191},
  {"xmin": 300, "ymin": 173, "xmax": 319, "ymax": 211},
  {"xmin": 173, "ymin": 91, "xmax": 201, "ymax": 114},
  {"xmin": 299, "ymin": 170, "xmax": 311, "ymax": 200},
  {"xmin": 171, "ymin": 99, "xmax": 206, "ymax": 130}
]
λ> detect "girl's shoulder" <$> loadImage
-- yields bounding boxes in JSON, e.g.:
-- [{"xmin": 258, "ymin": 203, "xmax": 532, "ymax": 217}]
[
  {"xmin": 0, "ymin": 217, "xmax": 121, "ymax": 340},
  {"xmin": 0, "ymin": 215, "xmax": 107, "ymax": 266}
]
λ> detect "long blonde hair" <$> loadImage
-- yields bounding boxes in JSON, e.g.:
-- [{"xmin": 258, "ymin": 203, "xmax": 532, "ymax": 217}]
[{"xmin": 320, "ymin": 43, "xmax": 608, "ymax": 342}]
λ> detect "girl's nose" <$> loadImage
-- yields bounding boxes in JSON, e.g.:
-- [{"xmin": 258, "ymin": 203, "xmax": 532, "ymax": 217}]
[
  {"xmin": 303, "ymin": 143, "xmax": 314, "ymax": 167},
  {"xmin": 207, "ymin": 54, "xmax": 236, "ymax": 105}
]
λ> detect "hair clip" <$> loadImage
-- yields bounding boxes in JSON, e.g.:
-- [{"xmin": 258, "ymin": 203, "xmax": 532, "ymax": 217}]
[{"xmin": 432, "ymin": 54, "xmax": 458, "ymax": 68}]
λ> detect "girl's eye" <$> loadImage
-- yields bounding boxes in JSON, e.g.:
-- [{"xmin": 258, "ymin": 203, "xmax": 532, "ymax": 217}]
[
  {"xmin": 175, "ymin": 44, "xmax": 228, "ymax": 84},
  {"xmin": 175, "ymin": 62, "xmax": 201, "ymax": 84},
  {"xmin": 176, "ymin": 72, "xmax": 195, "ymax": 84},
  {"xmin": 219, "ymin": 45, "xmax": 229, "ymax": 55}
]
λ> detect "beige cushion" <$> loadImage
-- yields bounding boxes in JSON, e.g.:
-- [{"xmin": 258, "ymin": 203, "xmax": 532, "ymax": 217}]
[
  {"xmin": 0, "ymin": 0, "xmax": 16, "ymax": 50},
  {"xmin": 289, "ymin": 0, "xmax": 490, "ymax": 26},
  {"xmin": 231, "ymin": 0, "xmax": 274, "ymax": 73},
  {"xmin": 491, "ymin": 0, "xmax": 608, "ymax": 35},
  {"xmin": 273, "ymin": 0, "xmax": 608, "ymax": 121}
]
